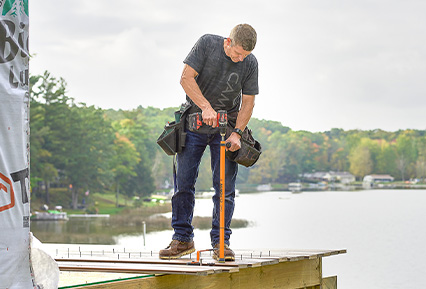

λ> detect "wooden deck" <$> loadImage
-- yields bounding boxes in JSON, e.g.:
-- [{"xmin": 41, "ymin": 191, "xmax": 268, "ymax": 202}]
[{"xmin": 44, "ymin": 244, "xmax": 346, "ymax": 289}]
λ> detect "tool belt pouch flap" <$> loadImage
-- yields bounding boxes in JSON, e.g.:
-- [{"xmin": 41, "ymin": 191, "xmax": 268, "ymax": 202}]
[
  {"xmin": 226, "ymin": 127, "xmax": 262, "ymax": 167},
  {"xmin": 157, "ymin": 103, "xmax": 190, "ymax": 155},
  {"xmin": 157, "ymin": 121, "xmax": 185, "ymax": 155}
]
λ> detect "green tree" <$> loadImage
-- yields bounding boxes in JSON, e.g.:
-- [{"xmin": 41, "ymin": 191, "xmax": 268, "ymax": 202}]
[
  {"xmin": 30, "ymin": 72, "xmax": 63, "ymax": 204},
  {"xmin": 415, "ymin": 137, "xmax": 426, "ymax": 181},
  {"xmin": 375, "ymin": 141, "xmax": 398, "ymax": 176},
  {"xmin": 395, "ymin": 132, "xmax": 417, "ymax": 181},
  {"xmin": 65, "ymin": 104, "xmax": 115, "ymax": 209},
  {"xmin": 33, "ymin": 72, "xmax": 115, "ymax": 209},
  {"xmin": 30, "ymin": 72, "xmax": 426, "ymax": 197},
  {"xmin": 111, "ymin": 129, "xmax": 140, "ymax": 207},
  {"xmin": 136, "ymin": 106, "xmax": 177, "ymax": 190},
  {"xmin": 111, "ymin": 111, "xmax": 156, "ymax": 198},
  {"xmin": 275, "ymin": 131, "xmax": 317, "ymax": 182},
  {"xmin": 349, "ymin": 143, "xmax": 373, "ymax": 180}
]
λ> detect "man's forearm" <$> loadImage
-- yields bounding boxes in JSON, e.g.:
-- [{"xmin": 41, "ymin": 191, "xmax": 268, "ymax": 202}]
[
  {"xmin": 235, "ymin": 94, "xmax": 255, "ymax": 131},
  {"xmin": 180, "ymin": 65, "xmax": 217, "ymax": 126},
  {"xmin": 225, "ymin": 94, "xmax": 255, "ymax": 151},
  {"xmin": 180, "ymin": 65, "xmax": 212, "ymax": 111},
  {"xmin": 181, "ymin": 77, "xmax": 212, "ymax": 111}
]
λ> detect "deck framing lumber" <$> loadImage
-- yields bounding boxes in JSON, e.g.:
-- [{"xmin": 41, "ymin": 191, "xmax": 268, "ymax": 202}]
[
  {"xmin": 322, "ymin": 275, "xmax": 338, "ymax": 289},
  {"xmin": 75, "ymin": 258, "xmax": 321, "ymax": 289}
]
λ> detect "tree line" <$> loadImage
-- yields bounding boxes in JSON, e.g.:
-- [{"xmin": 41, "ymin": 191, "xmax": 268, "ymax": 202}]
[{"xmin": 30, "ymin": 72, "xmax": 426, "ymax": 209}]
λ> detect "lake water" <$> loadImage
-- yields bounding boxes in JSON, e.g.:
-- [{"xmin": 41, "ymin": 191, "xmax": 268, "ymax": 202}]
[
  {"xmin": 114, "ymin": 189, "xmax": 426, "ymax": 289},
  {"xmin": 33, "ymin": 189, "xmax": 426, "ymax": 289}
]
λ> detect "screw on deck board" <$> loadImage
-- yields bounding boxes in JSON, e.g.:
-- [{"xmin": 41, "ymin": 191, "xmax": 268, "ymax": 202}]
[
  {"xmin": 91, "ymin": 251, "xmax": 92, "ymax": 256},
  {"xmin": 260, "ymin": 252, "xmax": 262, "ymax": 257},
  {"xmin": 129, "ymin": 253, "xmax": 131, "ymax": 258},
  {"xmin": 118, "ymin": 254, "xmax": 120, "ymax": 260},
  {"xmin": 269, "ymin": 251, "xmax": 271, "ymax": 256}
]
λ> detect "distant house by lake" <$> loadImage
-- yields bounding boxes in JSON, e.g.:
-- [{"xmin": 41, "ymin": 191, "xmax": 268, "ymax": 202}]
[
  {"xmin": 302, "ymin": 171, "xmax": 356, "ymax": 184},
  {"xmin": 363, "ymin": 174, "xmax": 395, "ymax": 183}
]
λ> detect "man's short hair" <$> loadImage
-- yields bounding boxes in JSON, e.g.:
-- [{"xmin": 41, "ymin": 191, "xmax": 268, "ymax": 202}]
[{"xmin": 229, "ymin": 24, "xmax": 257, "ymax": 52}]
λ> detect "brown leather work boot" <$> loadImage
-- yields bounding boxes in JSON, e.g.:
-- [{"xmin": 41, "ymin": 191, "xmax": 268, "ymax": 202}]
[
  {"xmin": 159, "ymin": 240, "xmax": 195, "ymax": 259},
  {"xmin": 212, "ymin": 243, "xmax": 235, "ymax": 261}
]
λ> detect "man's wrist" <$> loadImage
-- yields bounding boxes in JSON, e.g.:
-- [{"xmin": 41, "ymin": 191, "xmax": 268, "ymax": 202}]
[{"xmin": 233, "ymin": 128, "xmax": 243, "ymax": 138}]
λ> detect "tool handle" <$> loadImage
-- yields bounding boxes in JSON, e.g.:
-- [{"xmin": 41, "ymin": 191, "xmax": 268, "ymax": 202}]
[
  {"xmin": 188, "ymin": 112, "xmax": 203, "ymax": 130},
  {"xmin": 217, "ymin": 110, "xmax": 227, "ymax": 126},
  {"xmin": 217, "ymin": 110, "xmax": 227, "ymax": 136},
  {"xmin": 189, "ymin": 110, "xmax": 228, "ymax": 132}
]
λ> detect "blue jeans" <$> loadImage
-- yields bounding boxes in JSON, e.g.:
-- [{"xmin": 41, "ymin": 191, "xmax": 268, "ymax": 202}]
[{"xmin": 172, "ymin": 130, "xmax": 238, "ymax": 247}]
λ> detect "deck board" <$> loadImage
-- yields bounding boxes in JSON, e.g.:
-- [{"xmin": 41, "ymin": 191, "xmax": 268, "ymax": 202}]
[
  {"xmin": 57, "ymin": 261, "xmax": 227, "ymax": 276},
  {"xmin": 42, "ymin": 244, "xmax": 346, "ymax": 288}
]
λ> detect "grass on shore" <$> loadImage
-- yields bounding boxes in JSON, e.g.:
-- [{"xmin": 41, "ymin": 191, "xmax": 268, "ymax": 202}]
[{"xmin": 31, "ymin": 189, "xmax": 250, "ymax": 236}]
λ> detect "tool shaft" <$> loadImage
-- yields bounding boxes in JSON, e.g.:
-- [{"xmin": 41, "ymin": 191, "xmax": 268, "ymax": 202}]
[{"xmin": 219, "ymin": 140, "xmax": 226, "ymax": 262}]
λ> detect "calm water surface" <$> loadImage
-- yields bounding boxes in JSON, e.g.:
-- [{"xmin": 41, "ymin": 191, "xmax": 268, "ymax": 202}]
[
  {"xmin": 34, "ymin": 189, "xmax": 426, "ymax": 289},
  {"xmin": 116, "ymin": 189, "xmax": 426, "ymax": 289}
]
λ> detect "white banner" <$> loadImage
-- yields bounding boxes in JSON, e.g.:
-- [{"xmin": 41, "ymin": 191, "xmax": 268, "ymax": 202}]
[{"xmin": 0, "ymin": 1, "xmax": 34, "ymax": 288}]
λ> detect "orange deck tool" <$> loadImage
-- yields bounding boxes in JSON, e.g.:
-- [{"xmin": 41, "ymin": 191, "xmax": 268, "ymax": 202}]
[
  {"xmin": 217, "ymin": 110, "xmax": 228, "ymax": 263},
  {"xmin": 188, "ymin": 110, "xmax": 228, "ymax": 265}
]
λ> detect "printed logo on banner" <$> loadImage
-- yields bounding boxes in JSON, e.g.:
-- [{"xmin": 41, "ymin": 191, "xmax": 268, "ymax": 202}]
[
  {"xmin": 0, "ymin": 0, "xmax": 29, "ymax": 88},
  {"xmin": 0, "ymin": 169, "xmax": 29, "ymax": 212},
  {"xmin": 0, "ymin": 171, "xmax": 15, "ymax": 212},
  {"xmin": 1, "ymin": 0, "xmax": 28, "ymax": 17}
]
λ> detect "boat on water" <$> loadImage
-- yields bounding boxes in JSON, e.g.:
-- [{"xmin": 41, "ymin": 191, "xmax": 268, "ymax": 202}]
[
  {"xmin": 288, "ymin": 182, "xmax": 302, "ymax": 192},
  {"xmin": 257, "ymin": 184, "xmax": 272, "ymax": 191},
  {"xmin": 32, "ymin": 211, "xmax": 68, "ymax": 221},
  {"xmin": 31, "ymin": 205, "xmax": 68, "ymax": 221}
]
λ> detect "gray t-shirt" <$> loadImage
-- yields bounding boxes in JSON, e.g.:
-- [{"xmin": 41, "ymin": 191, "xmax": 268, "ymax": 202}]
[{"xmin": 184, "ymin": 34, "xmax": 259, "ymax": 133}]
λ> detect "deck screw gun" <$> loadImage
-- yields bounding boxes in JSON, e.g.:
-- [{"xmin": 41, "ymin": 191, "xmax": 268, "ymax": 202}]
[{"xmin": 187, "ymin": 110, "xmax": 229, "ymax": 264}]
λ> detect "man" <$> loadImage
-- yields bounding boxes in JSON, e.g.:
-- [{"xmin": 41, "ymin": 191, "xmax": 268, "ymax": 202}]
[{"xmin": 159, "ymin": 24, "xmax": 259, "ymax": 261}]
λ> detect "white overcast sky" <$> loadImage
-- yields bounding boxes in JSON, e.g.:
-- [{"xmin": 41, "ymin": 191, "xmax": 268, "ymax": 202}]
[{"xmin": 29, "ymin": 0, "xmax": 426, "ymax": 132}]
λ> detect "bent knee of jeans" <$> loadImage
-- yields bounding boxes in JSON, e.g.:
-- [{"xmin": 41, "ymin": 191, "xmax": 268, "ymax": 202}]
[
  {"xmin": 173, "ymin": 189, "xmax": 195, "ymax": 198},
  {"xmin": 225, "ymin": 191, "xmax": 235, "ymax": 202}
]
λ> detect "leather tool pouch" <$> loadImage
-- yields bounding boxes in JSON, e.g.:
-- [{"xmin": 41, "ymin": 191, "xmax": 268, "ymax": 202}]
[
  {"xmin": 157, "ymin": 103, "xmax": 191, "ymax": 155},
  {"xmin": 226, "ymin": 126, "xmax": 262, "ymax": 167}
]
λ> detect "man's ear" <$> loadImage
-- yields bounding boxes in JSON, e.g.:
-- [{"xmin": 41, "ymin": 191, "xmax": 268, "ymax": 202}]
[{"xmin": 226, "ymin": 38, "xmax": 231, "ymax": 46}]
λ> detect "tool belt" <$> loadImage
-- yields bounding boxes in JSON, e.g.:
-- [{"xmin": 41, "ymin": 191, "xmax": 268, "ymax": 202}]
[
  {"xmin": 157, "ymin": 104, "xmax": 262, "ymax": 167},
  {"xmin": 156, "ymin": 102, "xmax": 191, "ymax": 155},
  {"xmin": 225, "ymin": 126, "xmax": 262, "ymax": 167}
]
